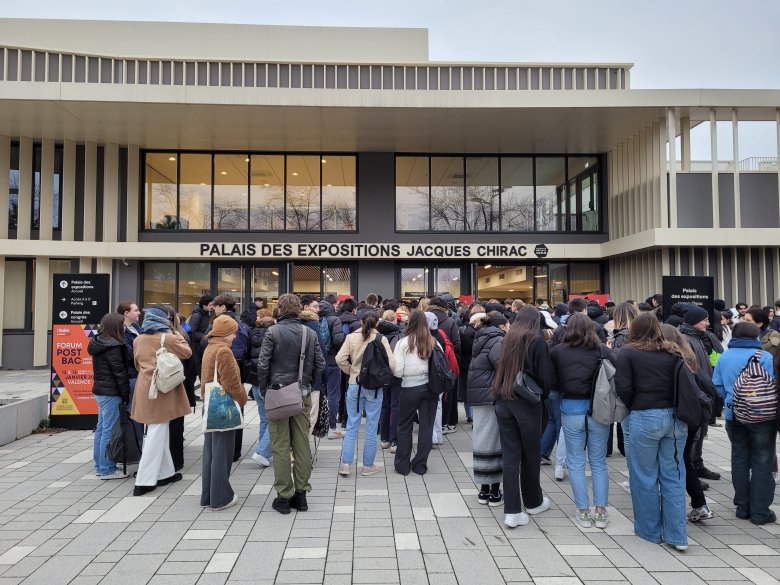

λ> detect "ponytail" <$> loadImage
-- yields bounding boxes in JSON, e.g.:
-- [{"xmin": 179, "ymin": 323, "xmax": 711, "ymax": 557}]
[{"xmin": 361, "ymin": 313, "xmax": 378, "ymax": 341}]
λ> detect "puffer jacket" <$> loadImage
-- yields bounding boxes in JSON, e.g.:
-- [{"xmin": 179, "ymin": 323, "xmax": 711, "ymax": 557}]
[
  {"xmin": 88, "ymin": 336, "xmax": 130, "ymax": 401},
  {"xmin": 318, "ymin": 300, "xmax": 345, "ymax": 365},
  {"xmin": 247, "ymin": 318, "xmax": 274, "ymax": 386},
  {"xmin": 301, "ymin": 309, "xmax": 327, "ymax": 390},
  {"xmin": 679, "ymin": 323, "xmax": 722, "ymax": 379},
  {"xmin": 188, "ymin": 306, "xmax": 211, "ymax": 349},
  {"xmin": 430, "ymin": 307, "xmax": 461, "ymax": 359},
  {"xmin": 376, "ymin": 319, "xmax": 403, "ymax": 346},
  {"xmin": 393, "ymin": 336, "xmax": 430, "ymax": 388},
  {"xmin": 550, "ymin": 343, "xmax": 602, "ymax": 398},
  {"xmin": 256, "ymin": 314, "xmax": 325, "ymax": 397},
  {"xmin": 466, "ymin": 326, "xmax": 504, "ymax": 405}
]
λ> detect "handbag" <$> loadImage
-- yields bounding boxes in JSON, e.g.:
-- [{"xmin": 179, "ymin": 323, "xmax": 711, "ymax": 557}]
[
  {"xmin": 265, "ymin": 327, "xmax": 308, "ymax": 421},
  {"xmin": 512, "ymin": 370, "xmax": 544, "ymax": 405},
  {"xmin": 202, "ymin": 360, "xmax": 244, "ymax": 432},
  {"xmin": 149, "ymin": 333, "xmax": 185, "ymax": 400}
]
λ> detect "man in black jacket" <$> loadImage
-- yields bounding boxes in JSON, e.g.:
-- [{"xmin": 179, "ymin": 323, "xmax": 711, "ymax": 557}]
[
  {"xmin": 257, "ymin": 294, "xmax": 325, "ymax": 515},
  {"xmin": 319, "ymin": 296, "xmax": 347, "ymax": 438},
  {"xmin": 188, "ymin": 294, "xmax": 213, "ymax": 371},
  {"xmin": 429, "ymin": 297, "xmax": 462, "ymax": 431}
]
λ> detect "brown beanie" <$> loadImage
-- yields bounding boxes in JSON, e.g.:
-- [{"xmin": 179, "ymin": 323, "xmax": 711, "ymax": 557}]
[{"xmin": 207, "ymin": 315, "xmax": 238, "ymax": 338}]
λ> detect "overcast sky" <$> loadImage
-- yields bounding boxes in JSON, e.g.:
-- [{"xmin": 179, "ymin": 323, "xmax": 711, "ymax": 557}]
[{"xmin": 6, "ymin": 0, "xmax": 780, "ymax": 89}]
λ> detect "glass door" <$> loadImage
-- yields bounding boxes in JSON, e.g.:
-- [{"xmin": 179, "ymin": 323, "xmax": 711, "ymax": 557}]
[
  {"xmin": 216, "ymin": 266, "xmax": 245, "ymax": 316},
  {"xmin": 252, "ymin": 267, "xmax": 281, "ymax": 312},
  {"xmin": 292, "ymin": 263, "xmax": 354, "ymax": 298},
  {"xmin": 533, "ymin": 265, "xmax": 549, "ymax": 304},
  {"xmin": 397, "ymin": 264, "xmax": 469, "ymax": 302}
]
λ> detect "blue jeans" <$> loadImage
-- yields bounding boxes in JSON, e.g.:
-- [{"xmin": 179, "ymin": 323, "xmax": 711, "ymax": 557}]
[
  {"xmin": 628, "ymin": 409, "xmax": 688, "ymax": 547},
  {"xmin": 464, "ymin": 402, "xmax": 473, "ymax": 419},
  {"xmin": 725, "ymin": 419, "xmax": 777, "ymax": 523},
  {"xmin": 252, "ymin": 385, "xmax": 271, "ymax": 460},
  {"xmin": 342, "ymin": 384, "xmax": 383, "ymax": 466},
  {"xmin": 94, "ymin": 395, "xmax": 121, "ymax": 475},
  {"xmin": 561, "ymin": 413, "xmax": 610, "ymax": 509},
  {"xmin": 540, "ymin": 391, "xmax": 562, "ymax": 458}
]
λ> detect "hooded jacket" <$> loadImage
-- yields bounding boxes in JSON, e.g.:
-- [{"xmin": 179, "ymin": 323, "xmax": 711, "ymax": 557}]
[
  {"xmin": 188, "ymin": 306, "xmax": 211, "ymax": 349},
  {"xmin": 466, "ymin": 326, "xmax": 504, "ymax": 405},
  {"xmin": 318, "ymin": 300, "xmax": 345, "ymax": 364},
  {"xmin": 713, "ymin": 337, "xmax": 776, "ymax": 420},
  {"xmin": 429, "ymin": 307, "xmax": 461, "ymax": 360},
  {"xmin": 301, "ymin": 309, "xmax": 327, "ymax": 390},
  {"xmin": 335, "ymin": 328, "xmax": 396, "ymax": 385},
  {"xmin": 247, "ymin": 317, "xmax": 274, "ymax": 386},
  {"xmin": 88, "ymin": 336, "xmax": 131, "ymax": 401},
  {"xmin": 679, "ymin": 323, "xmax": 723, "ymax": 379},
  {"xmin": 376, "ymin": 319, "xmax": 403, "ymax": 346}
]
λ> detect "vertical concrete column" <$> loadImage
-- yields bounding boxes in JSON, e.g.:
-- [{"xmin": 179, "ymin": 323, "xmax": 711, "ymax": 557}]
[
  {"xmin": 103, "ymin": 144, "xmax": 119, "ymax": 242},
  {"xmin": 710, "ymin": 110, "xmax": 720, "ymax": 228},
  {"xmin": 0, "ymin": 258, "xmax": 5, "ymax": 367},
  {"xmin": 745, "ymin": 248, "xmax": 753, "ymax": 306},
  {"xmin": 659, "ymin": 117, "xmax": 669, "ymax": 229},
  {"xmin": 0, "ymin": 136, "xmax": 9, "ymax": 239},
  {"xmin": 61, "ymin": 140, "xmax": 76, "ymax": 241},
  {"xmin": 651, "ymin": 121, "xmax": 661, "ymax": 229},
  {"xmin": 731, "ymin": 248, "xmax": 739, "ymax": 304},
  {"xmin": 667, "ymin": 109, "xmax": 678, "ymax": 229},
  {"xmin": 732, "ymin": 109, "xmax": 740, "ymax": 229},
  {"xmin": 680, "ymin": 117, "xmax": 691, "ymax": 172},
  {"xmin": 126, "ymin": 145, "xmax": 140, "ymax": 242},
  {"xmin": 83, "ymin": 141, "xmax": 97, "ymax": 241},
  {"xmin": 644, "ymin": 127, "xmax": 653, "ymax": 229},
  {"xmin": 39, "ymin": 138, "xmax": 55, "ymax": 240},
  {"xmin": 33, "ymin": 256, "xmax": 50, "ymax": 366},
  {"xmin": 17, "ymin": 137, "xmax": 33, "ymax": 240}
]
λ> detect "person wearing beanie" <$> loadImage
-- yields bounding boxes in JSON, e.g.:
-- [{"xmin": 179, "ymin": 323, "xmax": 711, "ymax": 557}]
[
  {"xmin": 199, "ymin": 315, "xmax": 248, "ymax": 510},
  {"xmin": 424, "ymin": 312, "xmax": 447, "ymax": 444},
  {"xmin": 678, "ymin": 304, "xmax": 724, "ymax": 485},
  {"xmin": 131, "ymin": 306, "xmax": 193, "ymax": 496}
]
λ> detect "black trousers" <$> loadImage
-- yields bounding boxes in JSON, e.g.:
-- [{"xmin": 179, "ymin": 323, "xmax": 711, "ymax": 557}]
[
  {"xmin": 691, "ymin": 422, "xmax": 708, "ymax": 469},
  {"xmin": 494, "ymin": 398, "xmax": 544, "ymax": 514},
  {"xmin": 394, "ymin": 384, "xmax": 438, "ymax": 476},
  {"xmin": 442, "ymin": 380, "xmax": 459, "ymax": 426},
  {"xmin": 168, "ymin": 416, "xmax": 185, "ymax": 471},
  {"xmin": 683, "ymin": 425, "xmax": 706, "ymax": 509},
  {"xmin": 607, "ymin": 423, "xmax": 625, "ymax": 455}
]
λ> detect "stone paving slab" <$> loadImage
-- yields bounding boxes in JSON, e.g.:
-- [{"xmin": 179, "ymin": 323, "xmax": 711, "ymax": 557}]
[{"xmin": 0, "ymin": 376, "xmax": 778, "ymax": 584}]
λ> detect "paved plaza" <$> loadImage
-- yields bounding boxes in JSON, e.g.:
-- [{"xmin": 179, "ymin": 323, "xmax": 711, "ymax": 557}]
[{"xmin": 0, "ymin": 372, "xmax": 779, "ymax": 585}]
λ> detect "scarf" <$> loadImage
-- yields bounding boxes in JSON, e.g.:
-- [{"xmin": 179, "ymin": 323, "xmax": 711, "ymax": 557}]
[
  {"xmin": 141, "ymin": 307, "xmax": 172, "ymax": 333},
  {"xmin": 727, "ymin": 337, "xmax": 762, "ymax": 350}
]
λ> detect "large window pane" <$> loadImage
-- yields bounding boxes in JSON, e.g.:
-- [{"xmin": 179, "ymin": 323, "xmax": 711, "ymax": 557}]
[
  {"xmin": 216, "ymin": 267, "xmax": 244, "ymax": 316},
  {"xmin": 465, "ymin": 157, "xmax": 498, "ymax": 231},
  {"xmin": 252, "ymin": 267, "xmax": 280, "ymax": 312},
  {"xmin": 3, "ymin": 260, "xmax": 27, "ymax": 329},
  {"xmin": 322, "ymin": 155, "xmax": 356, "ymax": 230},
  {"xmin": 395, "ymin": 156, "xmax": 429, "ymax": 230},
  {"xmin": 214, "ymin": 154, "xmax": 248, "ymax": 230},
  {"xmin": 250, "ymin": 155, "xmax": 284, "ymax": 230},
  {"xmin": 324, "ymin": 267, "xmax": 351, "ymax": 297},
  {"xmin": 53, "ymin": 146, "xmax": 62, "ymax": 229},
  {"xmin": 286, "ymin": 155, "xmax": 320, "ymax": 230},
  {"xmin": 145, "ymin": 153, "xmax": 178, "ymax": 229},
  {"xmin": 178, "ymin": 263, "xmax": 210, "ymax": 318},
  {"xmin": 501, "ymin": 157, "xmax": 534, "ymax": 231},
  {"xmin": 143, "ymin": 262, "xmax": 176, "ymax": 308},
  {"xmin": 569, "ymin": 156, "xmax": 599, "ymax": 232},
  {"xmin": 549, "ymin": 263, "xmax": 568, "ymax": 305},
  {"xmin": 434, "ymin": 267, "xmax": 461, "ymax": 298},
  {"xmin": 292, "ymin": 265, "xmax": 322, "ymax": 295},
  {"xmin": 431, "ymin": 156, "xmax": 464, "ymax": 231},
  {"xmin": 570, "ymin": 263, "xmax": 601, "ymax": 295},
  {"xmin": 9, "ymin": 143, "xmax": 19, "ymax": 229},
  {"xmin": 535, "ymin": 157, "xmax": 566, "ymax": 231},
  {"xmin": 32, "ymin": 144, "xmax": 41, "ymax": 229},
  {"xmin": 477, "ymin": 264, "xmax": 532, "ymax": 304},
  {"xmin": 179, "ymin": 154, "xmax": 211, "ymax": 230},
  {"xmin": 400, "ymin": 267, "xmax": 427, "ymax": 301}
]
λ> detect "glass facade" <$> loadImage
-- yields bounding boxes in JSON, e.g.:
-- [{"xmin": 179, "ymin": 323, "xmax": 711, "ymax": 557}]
[
  {"xmin": 7, "ymin": 142, "xmax": 62, "ymax": 231},
  {"xmin": 476, "ymin": 262, "xmax": 603, "ymax": 305},
  {"xmin": 396, "ymin": 154, "xmax": 602, "ymax": 232},
  {"xmin": 144, "ymin": 151, "xmax": 357, "ymax": 231}
]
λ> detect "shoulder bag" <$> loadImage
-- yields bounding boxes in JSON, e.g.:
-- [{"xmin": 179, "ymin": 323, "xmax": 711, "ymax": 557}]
[
  {"xmin": 265, "ymin": 327, "xmax": 307, "ymax": 421},
  {"xmin": 202, "ymin": 357, "xmax": 244, "ymax": 432}
]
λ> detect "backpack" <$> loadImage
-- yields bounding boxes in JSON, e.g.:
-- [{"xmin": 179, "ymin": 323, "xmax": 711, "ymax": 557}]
[
  {"xmin": 732, "ymin": 350, "xmax": 777, "ymax": 424},
  {"xmin": 355, "ymin": 333, "xmax": 393, "ymax": 410},
  {"xmin": 428, "ymin": 343, "xmax": 455, "ymax": 397},
  {"xmin": 437, "ymin": 329, "xmax": 460, "ymax": 378},
  {"xmin": 329, "ymin": 317, "xmax": 347, "ymax": 353},
  {"xmin": 590, "ymin": 346, "xmax": 626, "ymax": 425},
  {"xmin": 149, "ymin": 333, "xmax": 186, "ymax": 399},
  {"xmin": 318, "ymin": 317, "xmax": 332, "ymax": 354},
  {"xmin": 672, "ymin": 358, "xmax": 707, "ymax": 428}
]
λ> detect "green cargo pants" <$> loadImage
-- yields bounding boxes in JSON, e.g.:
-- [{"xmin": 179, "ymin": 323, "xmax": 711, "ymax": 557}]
[{"xmin": 269, "ymin": 395, "xmax": 312, "ymax": 499}]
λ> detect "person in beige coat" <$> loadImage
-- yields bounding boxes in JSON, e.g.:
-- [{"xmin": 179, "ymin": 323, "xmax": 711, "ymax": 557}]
[
  {"xmin": 335, "ymin": 313, "xmax": 395, "ymax": 476},
  {"xmin": 200, "ymin": 315, "xmax": 248, "ymax": 510},
  {"xmin": 132, "ymin": 306, "xmax": 192, "ymax": 496}
]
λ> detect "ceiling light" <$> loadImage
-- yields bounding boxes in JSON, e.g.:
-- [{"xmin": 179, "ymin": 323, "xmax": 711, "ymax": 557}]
[
  {"xmin": 271, "ymin": 271, "xmax": 278, "ymax": 276},
  {"xmin": 220, "ymin": 171, "xmax": 227, "ymax": 176},
  {"xmin": 326, "ymin": 184, "xmax": 332, "ymax": 187},
  {"xmin": 509, "ymin": 289, "xmax": 515, "ymax": 292},
  {"xmin": 244, "ymin": 157, "xmax": 250, "ymax": 163},
  {"xmin": 200, "ymin": 182, "xmax": 206, "ymax": 186},
  {"xmin": 412, "ymin": 278, "xmax": 417, "ymax": 282},
  {"xmin": 168, "ymin": 156, "xmax": 176, "ymax": 161},
  {"xmin": 292, "ymin": 172, "xmax": 299, "ymax": 176},
  {"xmin": 534, "ymin": 274, "xmax": 547, "ymax": 278},
  {"xmin": 417, "ymin": 274, "xmax": 423, "ymax": 278},
  {"xmin": 585, "ymin": 162, "xmax": 590, "ymax": 168},
  {"xmin": 485, "ymin": 264, "xmax": 492, "ymax": 269},
  {"xmin": 264, "ymin": 183, "xmax": 270, "ymax": 187},
  {"xmin": 452, "ymin": 277, "xmax": 459, "ymax": 281},
  {"xmin": 321, "ymin": 159, "xmax": 327, "ymax": 164},
  {"xmin": 188, "ymin": 281, "xmax": 196, "ymax": 285}
]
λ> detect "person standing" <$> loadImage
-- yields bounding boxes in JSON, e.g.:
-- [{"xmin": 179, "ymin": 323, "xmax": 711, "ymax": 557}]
[
  {"xmin": 117, "ymin": 301, "xmax": 144, "ymax": 450},
  {"xmin": 493, "ymin": 306, "xmax": 552, "ymax": 528},
  {"xmin": 318, "ymin": 295, "xmax": 347, "ymax": 439},
  {"xmin": 131, "ymin": 307, "xmax": 192, "ymax": 496},
  {"xmin": 188, "ymin": 294, "xmax": 213, "ymax": 372},
  {"xmin": 200, "ymin": 315, "xmax": 248, "ymax": 510},
  {"xmin": 257, "ymin": 294, "xmax": 325, "ymax": 515},
  {"xmin": 249, "ymin": 309, "xmax": 275, "ymax": 468},
  {"xmin": 301, "ymin": 295, "xmax": 328, "ymax": 431},
  {"xmin": 428, "ymin": 297, "xmax": 461, "ymax": 432},
  {"xmin": 88, "ymin": 313, "xmax": 131, "ymax": 480},
  {"xmin": 377, "ymin": 309, "xmax": 403, "ymax": 452},
  {"xmin": 336, "ymin": 313, "xmax": 395, "ymax": 476}
]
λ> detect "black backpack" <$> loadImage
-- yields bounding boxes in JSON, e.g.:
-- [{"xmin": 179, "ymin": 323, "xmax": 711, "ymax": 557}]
[
  {"xmin": 357, "ymin": 333, "xmax": 393, "ymax": 392},
  {"xmin": 673, "ymin": 358, "xmax": 709, "ymax": 428},
  {"xmin": 428, "ymin": 344, "xmax": 455, "ymax": 397}
]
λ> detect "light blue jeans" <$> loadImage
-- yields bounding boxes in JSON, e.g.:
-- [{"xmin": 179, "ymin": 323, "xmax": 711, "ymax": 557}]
[
  {"xmin": 252, "ymin": 385, "xmax": 271, "ymax": 460},
  {"xmin": 628, "ymin": 408, "xmax": 688, "ymax": 547},
  {"xmin": 342, "ymin": 384, "xmax": 383, "ymax": 466},
  {"xmin": 561, "ymin": 413, "xmax": 610, "ymax": 509},
  {"xmin": 94, "ymin": 395, "xmax": 121, "ymax": 475}
]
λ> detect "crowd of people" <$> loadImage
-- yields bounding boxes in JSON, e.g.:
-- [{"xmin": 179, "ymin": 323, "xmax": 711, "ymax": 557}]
[{"xmin": 88, "ymin": 289, "xmax": 780, "ymax": 549}]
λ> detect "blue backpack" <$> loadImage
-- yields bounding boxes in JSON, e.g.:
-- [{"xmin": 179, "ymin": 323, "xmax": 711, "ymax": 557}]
[{"xmin": 318, "ymin": 317, "xmax": 332, "ymax": 354}]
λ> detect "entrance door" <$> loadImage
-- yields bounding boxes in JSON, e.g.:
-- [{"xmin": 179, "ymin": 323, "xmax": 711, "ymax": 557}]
[
  {"xmin": 291, "ymin": 263, "xmax": 355, "ymax": 298},
  {"xmin": 215, "ymin": 264, "xmax": 283, "ymax": 315},
  {"xmin": 397, "ymin": 264, "xmax": 469, "ymax": 302}
]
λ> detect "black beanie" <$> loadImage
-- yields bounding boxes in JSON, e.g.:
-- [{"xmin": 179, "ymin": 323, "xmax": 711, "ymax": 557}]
[{"xmin": 683, "ymin": 306, "xmax": 709, "ymax": 326}]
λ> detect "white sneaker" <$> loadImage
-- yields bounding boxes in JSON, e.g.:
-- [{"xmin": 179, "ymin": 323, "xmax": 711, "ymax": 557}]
[
  {"xmin": 328, "ymin": 429, "xmax": 345, "ymax": 439},
  {"xmin": 774, "ymin": 472, "xmax": 779, "ymax": 485},
  {"xmin": 526, "ymin": 496, "xmax": 550, "ymax": 515},
  {"xmin": 442, "ymin": 425, "xmax": 457, "ymax": 435},
  {"xmin": 100, "ymin": 469, "xmax": 129, "ymax": 480},
  {"xmin": 576, "ymin": 509, "xmax": 593, "ymax": 528},
  {"xmin": 211, "ymin": 494, "xmax": 238, "ymax": 511},
  {"xmin": 505, "ymin": 512, "xmax": 530, "ymax": 528},
  {"xmin": 673, "ymin": 544, "xmax": 688, "ymax": 551},
  {"xmin": 251, "ymin": 453, "xmax": 270, "ymax": 467},
  {"xmin": 554, "ymin": 466, "xmax": 566, "ymax": 481}
]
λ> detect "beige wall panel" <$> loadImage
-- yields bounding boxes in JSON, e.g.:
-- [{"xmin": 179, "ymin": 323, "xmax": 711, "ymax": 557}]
[
  {"xmin": 39, "ymin": 138, "xmax": 54, "ymax": 240},
  {"xmin": 33, "ymin": 256, "xmax": 49, "ymax": 366},
  {"xmin": 759, "ymin": 248, "xmax": 767, "ymax": 305},
  {"xmin": 17, "ymin": 137, "xmax": 33, "ymax": 240},
  {"xmin": 0, "ymin": 136, "xmax": 9, "ymax": 239},
  {"xmin": 103, "ymin": 143, "xmax": 119, "ymax": 243},
  {"xmin": 732, "ymin": 109, "xmax": 741, "ymax": 229},
  {"xmin": 731, "ymin": 248, "xmax": 739, "ymax": 303},
  {"xmin": 83, "ymin": 141, "xmax": 97, "ymax": 241},
  {"xmin": 79, "ymin": 257, "xmax": 91, "ymax": 273},
  {"xmin": 62, "ymin": 140, "xmax": 76, "ymax": 241},
  {"xmin": 710, "ymin": 110, "xmax": 720, "ymax": 228}
]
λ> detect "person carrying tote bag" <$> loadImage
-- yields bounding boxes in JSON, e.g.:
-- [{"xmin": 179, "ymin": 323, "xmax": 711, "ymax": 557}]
[{"xmin": 200, "ymin": 316, "xmax": 248, "ymax": 510}]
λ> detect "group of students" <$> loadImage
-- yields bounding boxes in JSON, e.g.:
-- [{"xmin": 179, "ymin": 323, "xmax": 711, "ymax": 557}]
[{"xmin": 88, "ymin": 290, "xmax": 779, "ymax": 548}]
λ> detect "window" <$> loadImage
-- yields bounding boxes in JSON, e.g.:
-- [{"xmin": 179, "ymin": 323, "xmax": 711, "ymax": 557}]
[
  {"xmin": 32, "ymin": 144, "xmax": 41, "ymax": 229},
  {"xmin": 143, "ymin": 262, "xmax": 176, "ymax": 307},
  {"xmin": 31, "ymin": 144, "xmax": 63, "ymax": 230},
  {"xmin": 395, "ymin": 156, "xmax": 429, "ymax": 230},
  {"xmin": 53, "ymin": 146, "xmax": 63, "ymax": 229},
  {"xmin": 179, "ymin": 153, "xmax": 211, "ymax": 229},
  {"xmin": 535, "ymin": 157, "xmax": 566, "ymax": 231},
  {"xmin": 400, "ymin": 267, "xmax": 428, "ymax": 300},
  {"xmin": 431, "ymin": 156, "xmax": 464, "ymax": 231},
  {"xmin": 144, "ymin": 153, "xmax": 177, "ymax": 229},
  {"xmin": 465, "ymin": 157, "xmax": 499, "ymax": 231},
  {"xmin": 250, "ymin": 154, "xmax": 284, "ymax": 230},
  {"xmin": 501, "ymin": 157, "xmax": 534, "ymax": 230},
  {"xmin": 177, "ymin": 263, "xmax": 210, "ymax": 317},
  {"xmin": 322, "ymin": 156, "xmax": 356, "ymax": 231},
  {"xmin": 9, "ymin": 142, "xmax": 19, "ymax": 229},
  {"xmin": 214, "ymin": 154, "xmax": 248, "ymax": 230},
  {"xmin": 3, "ymin": 260, "xmax": 29, "ymax": 329},
  {"xmin": 286, "ymin": 155, "xmax": 321, "ymax": 231},
  {"xmin": 570, "ymin": 263, "xmax": 601, "ymax": 296},
  {"xmin": 292, "ymin": 265, "xmax": 352, "ymax": 297}
]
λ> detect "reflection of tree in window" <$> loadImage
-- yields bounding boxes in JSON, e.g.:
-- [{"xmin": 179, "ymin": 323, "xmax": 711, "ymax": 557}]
[
  {"xmin": 250, "ymin": 187, "xmax": 285, "ymax": 230},
  {"xmin": 286, "ymin": 185, "xmax": 321, "ymax": 231},
  {"xmin": 465, "ymin": 157, "xmax": 498, "ymax": 231},
  {"xmin": 431, "ymin": 157, "xmax": 464, "ymax": 231},
  {"xmin": 9, "ymin": 168, "xmax": 19, "ymax": 229},
  {"xmin": 214, "ymin": 195, "xmax": 248, "ymax": 229},
  {"xmin": 152, "ymin": 183, "xmax": 178, "ymax": 229}
]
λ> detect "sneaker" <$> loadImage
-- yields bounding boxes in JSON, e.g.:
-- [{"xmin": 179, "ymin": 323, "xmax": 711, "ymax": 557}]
[
  {"xmin": 389, "ymin": 442, "xmax": 397, "ymax": 454},
  {"xmin": 466, "ymin": 417, "xmax": 473, "ymax": 424},
  {"xmin": 272, "ymin": 496, "xmax": 290, "ymax": 515},
  {"xmin": 442, "ymin": 425, "xmax": 457, "ymax": 435},
  {"xmin": 687, "ymin": 505, "xmax": 714, "ymax": 523},
  {"xmin": 526, "ymin": 496, "xmax": 550, "ymax": 515},
  {"xmin": 593, "ymin": 510, "xmax": 608, "ymax": 529},
  {"xmin": 380, "ymin": 441, "xmax": 391, "ymax": 449},
  {"xmin": 504, "ymin": 512, "xmax": 530, "ymax": 528},
  {"xmin": 289, "ymin": 491, "xmax": 308, "ymax": 512},
  {"xmin": 773, "ymin": 472, "xmax": 779, "ymax": 485},
  {"xmin": 361, "ymin": 465, "xmax": 382, "ymax": 477},
  {"xmin": 541, "ymin": 455, "xmax": 552, "ymax": 466},
  {"xmin": 576, "ymin": 509, "xmax": 593, "ymax": 528},
  {"xmin": 488, "ymin": 490, "xmax": 504, "ymax": 507},
  {"xmin": 620, "ymin": 480, "xmax": 631, "ymax": 494},
  {"xmin": 100, "ymin": 469, "xmax": 128, "ymax": 480},
  {"xmin": 251, "ymin": 452, "xmax": 270, "ymax": 467},
  {"xmin": 696, "ymin": 467, "xmax": 721, "ymax": 481},
  {"xmin": 212, "ymin": 494, "xmax": 238, "ymax": 511},
  {"xmin": 673, "ymin": 544, "xmax": 688, "ymax": 551},
  {"xmin": 750, "ymin": 511, "xmax": 777, "ymax": 526},
  {"xmin": 478, "ymin": 490, "xmax": 490, "ymax": 505},
  {"xmin": 709, "ymin": 421, "xmax": 723, "ymax": 427},
  {"xmin": 554, "ymin": 466, "xmax": 566, "ymax": 481},
  {"xmin": 328, "ymin": 429, "xmax": 345, "ymax": 440},
  {"xmin": 338, "ymin": 463, "xmax": 350, "ymax": 476}
]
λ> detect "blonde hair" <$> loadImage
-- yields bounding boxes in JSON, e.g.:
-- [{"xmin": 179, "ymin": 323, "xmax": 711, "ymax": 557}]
[
  {"xmin": 418, "ymin": 298, "xmax": 430, "ymax": 312},
  {"xmin": 381, "ymin": 309, "xmax": 396, "ymax": 322}
]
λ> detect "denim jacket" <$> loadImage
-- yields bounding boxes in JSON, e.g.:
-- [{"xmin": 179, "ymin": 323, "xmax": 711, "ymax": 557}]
[{"xmin": 712, "ymin": 338, "xmax": 775, "ymax": 420}]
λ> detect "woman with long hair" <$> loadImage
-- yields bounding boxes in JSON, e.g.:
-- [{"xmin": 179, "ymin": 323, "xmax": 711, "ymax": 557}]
[
  {"xmin": 615, "ymin": 312, "xmax": 689, "ymax": 550},
  {"xmin": 393, "ymin": 310, "xmax": 438, "ymax": 476},
  {"xmin": 493, "ymin": 305, "xmax": 552, "ymax": 528},
  {"xmin": 336, "ymin": 312, "xmax": 395, "ymax": 476},
  {"xmin": 88, "ymin": 312, "xmax": 131, "ymax": 480},
  {"xmin": 551, "ymin": 313, "xmax": 613, "ymax": 529},
  {"xmin": 607, "ymin": 301, "xmax": 639, "ymax": 462}
]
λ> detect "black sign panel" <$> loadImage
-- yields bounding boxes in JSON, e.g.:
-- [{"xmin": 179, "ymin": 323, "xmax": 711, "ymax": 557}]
[
  {"xmin": 534, "ymin": 244, "xmax": 549, "ymax": 258},
  {"xmin": 52, "ymin": 274, "xmax": 110, "ymax": 325},
  {"xmin": 662, "ymin": 276, "xmax": 715, "ymax": 324}
]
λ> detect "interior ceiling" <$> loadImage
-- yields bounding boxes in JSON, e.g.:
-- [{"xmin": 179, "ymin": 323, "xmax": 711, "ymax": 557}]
[{"xmin": 0, "ymin": 100, "xmax": 670, "ymax": 153}]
